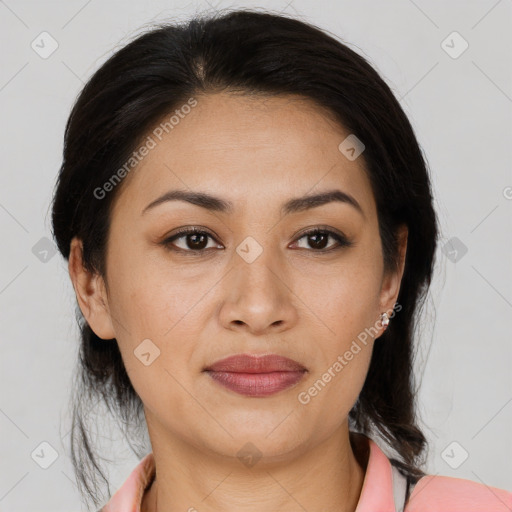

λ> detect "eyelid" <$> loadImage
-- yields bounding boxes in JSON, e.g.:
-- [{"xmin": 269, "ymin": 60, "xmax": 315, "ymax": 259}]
[{"xmin": 293, "ymin": 225, "xmax": 350, "ymax": 241}]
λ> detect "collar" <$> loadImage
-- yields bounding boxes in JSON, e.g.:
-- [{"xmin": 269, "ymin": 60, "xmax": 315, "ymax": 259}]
[{"xmin": 354, "ymin": 434, "xmax": 396, "ymax": 512}]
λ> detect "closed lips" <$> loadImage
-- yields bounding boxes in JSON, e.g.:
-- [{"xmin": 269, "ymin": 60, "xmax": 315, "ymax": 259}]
[{"xmin": 203, "ymin": 353, "xmax": 308, "ymax": 397}]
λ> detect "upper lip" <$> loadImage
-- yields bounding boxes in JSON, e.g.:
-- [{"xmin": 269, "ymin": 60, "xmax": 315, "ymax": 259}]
[{"xmin": 204, "ymin": 354, "xmax": 307, "ymax": 373}]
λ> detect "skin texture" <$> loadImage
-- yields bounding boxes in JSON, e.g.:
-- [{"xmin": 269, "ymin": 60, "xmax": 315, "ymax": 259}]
[{"xmin": 68, "ymin": 92, "xmax": 408, "ymax": 512}]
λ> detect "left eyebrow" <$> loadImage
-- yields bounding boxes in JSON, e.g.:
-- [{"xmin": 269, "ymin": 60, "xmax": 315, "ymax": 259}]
[
  {"xmin": 141, "ymin": 188, "xmax": 364, "ymax": 219},
  {"xmin": 282, "ymin": 190, "xmax": 364, "ymax": 218}
]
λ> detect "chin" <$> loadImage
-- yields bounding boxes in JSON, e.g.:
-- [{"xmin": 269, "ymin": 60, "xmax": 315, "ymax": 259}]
[
  {"xmin": 193, "ymin": 414, "xmax": 314, "ymax": 464},
  {"xmin": 206, "ymin": 433, "xmax": 309, "ymax": 469}
]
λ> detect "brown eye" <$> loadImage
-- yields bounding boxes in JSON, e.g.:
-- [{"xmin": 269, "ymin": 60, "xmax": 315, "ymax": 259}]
[
  {"xmin": 162, "ymin": 227, "xmax": 222, "ymax": 253},
  {"xmin": 291, "ymin": 228, "xmax": 353, "ymax": 252},
  {"xmin": 161, "ymin": 226, "xmax": 353, "ymax": 255},
  {"xmin": 182, "ymin": 232, "xmax": 209, "ymax": 250}
]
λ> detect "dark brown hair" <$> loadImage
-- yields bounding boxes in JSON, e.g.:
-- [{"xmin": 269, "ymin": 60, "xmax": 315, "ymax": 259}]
[{"xmin": 51, "ymin": 8, "xmax": 438, "ymax": 509}]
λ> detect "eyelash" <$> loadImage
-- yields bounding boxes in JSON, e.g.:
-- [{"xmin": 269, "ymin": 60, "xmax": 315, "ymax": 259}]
[{"xmin": 161, "ymin": 226, "xmax": 353, "ymax": 255}]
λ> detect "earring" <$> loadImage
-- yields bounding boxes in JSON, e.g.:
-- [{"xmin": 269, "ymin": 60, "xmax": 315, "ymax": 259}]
[{"xmin": 380, "ymin": 312, "xmax": 390, "ymax": 329}]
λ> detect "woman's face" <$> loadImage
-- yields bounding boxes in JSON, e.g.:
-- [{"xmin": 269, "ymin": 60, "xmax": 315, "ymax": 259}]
[{"xmin": 70, "ymin": 92, "xmax": 406, "ymax": 463}]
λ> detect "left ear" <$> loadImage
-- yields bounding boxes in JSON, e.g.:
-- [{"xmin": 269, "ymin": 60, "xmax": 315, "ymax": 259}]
[{"xmin": 378, "ymin": 224, "xmax": 408, "ymax": 314}]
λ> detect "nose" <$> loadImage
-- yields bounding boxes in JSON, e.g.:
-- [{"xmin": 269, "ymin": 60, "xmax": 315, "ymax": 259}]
[{"xmin": 218, "ymin": 249, "xmax": 298, "ymax": 335}]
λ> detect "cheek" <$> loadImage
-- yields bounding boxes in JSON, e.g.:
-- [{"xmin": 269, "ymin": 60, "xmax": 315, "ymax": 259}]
[
  {"xmin": 292, "ymin": 252, "xmax": 381, "ymax": 405},
  {"xmin": 105, "ymin": 256, "xmax": 220, "ymax": 403},
  {"xmin": 311, "ymin": 277, "xmax": 377, "ymax": 377},
  {"xmin": 106, "ymin": 245, "xmax": 210, "ymax": 339},
  {"xmin": 293, "ymin": 260, "xmax": 382, "ymax": 342},
  {"xmin": 108, "ymin": 271, "xmax": 205, "ymax": 423}
]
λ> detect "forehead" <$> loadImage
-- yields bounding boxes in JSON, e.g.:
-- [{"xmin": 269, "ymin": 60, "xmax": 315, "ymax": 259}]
[{"xmin": 112, "ymin": 92, "xmax": 376, "ymax": 220}]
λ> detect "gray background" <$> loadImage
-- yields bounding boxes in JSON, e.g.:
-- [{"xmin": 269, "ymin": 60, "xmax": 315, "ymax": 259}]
[{"xmin": 0, "ymin": 0, "xmax": 511, "ymax": 510}]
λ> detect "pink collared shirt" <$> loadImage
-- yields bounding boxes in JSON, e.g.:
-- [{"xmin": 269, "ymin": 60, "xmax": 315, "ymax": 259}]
[{"xmin": 100, "ymin": 436, "xmax": 512, "ymax": 511}]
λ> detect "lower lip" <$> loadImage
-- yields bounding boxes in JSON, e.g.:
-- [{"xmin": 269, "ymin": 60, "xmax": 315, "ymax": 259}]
[{"xmin": 205, "ymin": 370, "xmax": 306, "ymax": 397}]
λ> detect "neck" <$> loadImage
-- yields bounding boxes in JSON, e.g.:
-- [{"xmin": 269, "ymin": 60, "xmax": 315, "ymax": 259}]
[{"xmin": 142, "ymin": 427, "xmax": 369, "ymax": 512}]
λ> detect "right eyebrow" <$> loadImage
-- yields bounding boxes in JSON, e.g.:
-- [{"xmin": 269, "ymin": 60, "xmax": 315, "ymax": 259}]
[{"xmin": 142, "ymin": 189, "xmax": 234, "ymax": 215}]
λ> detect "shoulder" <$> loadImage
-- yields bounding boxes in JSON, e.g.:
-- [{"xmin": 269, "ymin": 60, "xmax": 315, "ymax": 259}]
[{"xmin": 406, "ymin": 474, "xmax": 512, "ymax": 511}]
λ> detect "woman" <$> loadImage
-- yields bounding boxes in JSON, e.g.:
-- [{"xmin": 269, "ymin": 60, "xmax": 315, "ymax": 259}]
[{"xmin": 50, "ymin": 8, "xmax": 511, "ymax": 512}]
